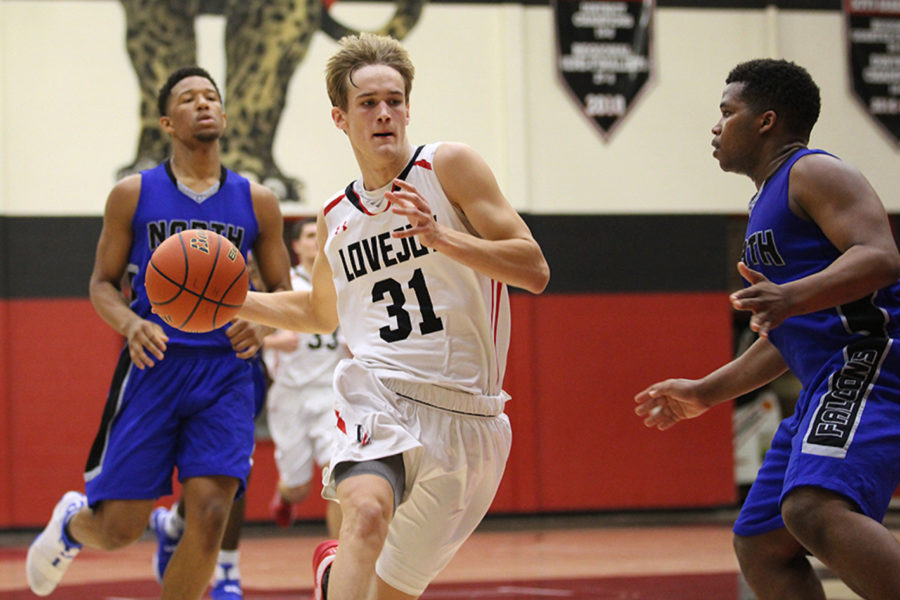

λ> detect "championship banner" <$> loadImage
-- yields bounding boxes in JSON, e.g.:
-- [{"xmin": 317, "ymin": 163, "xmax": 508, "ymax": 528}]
[
  {"xmin": 553, "ymin": 0, "xmax": 654, "ymax": 140},
  {"xmin": 845, "ymin": 0, "xmax": 900, "ymax": 145}
]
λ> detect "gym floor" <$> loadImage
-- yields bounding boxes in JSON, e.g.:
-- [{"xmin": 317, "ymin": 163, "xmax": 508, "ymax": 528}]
[{"xmin": 0, "ymin": 509, "xmax": 877, "ymax": 599}]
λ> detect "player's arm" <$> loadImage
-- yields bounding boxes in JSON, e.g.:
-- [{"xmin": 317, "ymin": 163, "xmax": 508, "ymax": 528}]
[
  {"xmin": 88, "ymin": 175, "xmax": 168, "ymax": 369},
  {"xmin": 250, "ymin": 183, "xmax": 293, "ymax": 294},
  {"xmin": 789, "ymin": 155, "xmax": 900, "ymax": 306},
  {"xmin": 227, "ymin": 183, "xmax": 294, "ymax": 358},
  {"xmin": 238, "ymin": 206, "xmax": 339, "ymax": 334},
  {"xmin": 635, "ymin": 336, "xmax": 788, "ymax": 431},
  {"xmin": 387, "ymin": 142, "xmax": 549, "ymax": 294},
  {"xmin": 732, "ymin": 154, "xmax": 900, "ymax": 336}
]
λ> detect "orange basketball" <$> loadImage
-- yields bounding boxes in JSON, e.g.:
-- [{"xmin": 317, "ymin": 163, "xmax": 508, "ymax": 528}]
[{"xmin": 145, "ymin": 229, "xmax": 249, "ymax": 333}]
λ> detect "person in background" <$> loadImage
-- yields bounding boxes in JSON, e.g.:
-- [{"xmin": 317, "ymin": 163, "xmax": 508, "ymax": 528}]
[{"xmin": 264, "ymin": 217, "xmax": 347, "ymax": 537}]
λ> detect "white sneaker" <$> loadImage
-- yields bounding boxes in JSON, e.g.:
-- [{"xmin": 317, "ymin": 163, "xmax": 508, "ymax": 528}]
[
  {"xmin": 149, "ymin": 506, "xmax": 182, "ymax": 583},
  {"xmin": 26, "ymin": 491, "xmax": 87, "ymax": 596}
]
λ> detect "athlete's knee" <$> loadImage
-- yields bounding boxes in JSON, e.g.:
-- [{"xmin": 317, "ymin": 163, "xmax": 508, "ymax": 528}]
[
  {"xmin": 346, "ymin": 496, "xmax": 391, "ymax": 537},
  {"xmin": 83, "ymin": 501, "xmax": 149, "ymax": 550},
  {"xmin": 734, "ymin": 528, "xmax": 805, "ymax": 574},
  {"xmin": 181, "ymin": 497, "xmax": 232, "ymax": 556},
  {"xmin": 781, "ymin": 486, "xmax": 854, "ymax": 552},
  {"xmin": 782, "ymin": 488, "xmax": 819, "ymax": 538},
  {"xmin": 94, "ymin": 515, "xmax": 145, "ymax": 550},
  {"xmin": 733, "ymin": 532, "xmax": 763, "ymax": 572},
  {"xmin": 182, "ymin": 476, "xmax": 239, "ymax": 532},
  {"xmin": 191, "ymin": 495, "xmax": 233, "ymax": 531},
  {"xmin": 340, "ymin": 488, "xmax": 392, "ymax": 546}
]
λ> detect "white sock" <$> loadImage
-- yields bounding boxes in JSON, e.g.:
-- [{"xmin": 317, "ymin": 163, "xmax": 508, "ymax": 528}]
[
  {"xmin": 215, "ymin": 549, "xmax": 241, "ymax": 582},
  {"xmin": 164, "ymin": 503, "xmax": 185, "ymax": 539}
]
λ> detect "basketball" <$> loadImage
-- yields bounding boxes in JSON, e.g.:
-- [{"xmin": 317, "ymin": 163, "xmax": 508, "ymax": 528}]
[{"xmin": 145, "ymin": 229, "xmax": 249, "ymax": 333}]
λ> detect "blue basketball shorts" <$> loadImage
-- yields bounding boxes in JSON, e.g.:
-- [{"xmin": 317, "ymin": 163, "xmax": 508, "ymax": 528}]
[
  {"xmin": 249, "ymin": 353, "xmax": 269, "ymax": 419},
  {"xmin": 84, "ymin": 346, "xmax": 256, "ymax": 505},
  {"xmin": 735, "ymin": 337, "xmax": 900, "ymax": 537}
]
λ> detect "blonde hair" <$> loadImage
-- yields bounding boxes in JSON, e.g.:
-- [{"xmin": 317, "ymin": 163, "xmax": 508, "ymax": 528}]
[{"xmin": 326, "ymin": 33, "xmax": 415, "ymax": 110}]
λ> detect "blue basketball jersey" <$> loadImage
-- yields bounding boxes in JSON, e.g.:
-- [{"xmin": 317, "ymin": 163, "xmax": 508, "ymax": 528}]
[
  {"xmin": 734, "ymin": 149, "xmax": 900, "ymax": 536},
  {"xmin": 128, "ymin": 162, "xmax": 259, "ymax": 349},
  {"xmin": 742, "ymin": 148, "xmax": 900, "ymax": 386}
]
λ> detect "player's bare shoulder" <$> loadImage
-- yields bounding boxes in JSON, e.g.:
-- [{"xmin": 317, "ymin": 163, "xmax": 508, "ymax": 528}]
[
  {"xmin": 249, "ymin": 180, "xmax": 284, "ymax": 225},
  {"xmin": 110, "ymin": 173, "xmax": 142, "ymax": 199},
  {"xmin": 790, "ymin": 152, "xmax": 878, "ymax": 216},
  {"xmin": 105, "ymin": 173, "xmax": 142, "ymax": 220},
  {"xmin": 432, "ymin": 142, "xmax": 503, "ymax": 210},
  {"xmin": 249, "ymin": 180, "xmax": 281, "ymax": 212},
  {"xmin": 433, "ymin": 142, "xmax": 481, "ymax": 176}
]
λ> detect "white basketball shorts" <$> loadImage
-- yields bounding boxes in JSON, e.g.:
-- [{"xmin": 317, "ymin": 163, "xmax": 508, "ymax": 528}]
[
  {"xmin": 322, "ymin": 359, "xmax": 512, "ymax": 595},
  {"xmin": 266, "ymin": 380, "xmax": 338, "ymax": 488}
]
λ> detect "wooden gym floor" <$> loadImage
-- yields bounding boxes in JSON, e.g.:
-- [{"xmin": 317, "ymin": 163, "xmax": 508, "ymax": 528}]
[{"xmin": 0, "ymin": 509, "xmax": 880, "ymax": 599}]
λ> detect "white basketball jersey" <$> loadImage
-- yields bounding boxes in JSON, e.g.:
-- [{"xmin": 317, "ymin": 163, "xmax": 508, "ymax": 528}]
[
  {"xmin": 266, "ymin": 265, "xmax": 350, "ymax": 389},
  {"xmin": 322, "ymin": 143, "xmax": 511, "ymax": 397}
]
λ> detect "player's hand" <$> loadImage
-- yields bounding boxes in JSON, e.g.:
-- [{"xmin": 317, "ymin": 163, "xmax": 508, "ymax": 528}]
[
  {"xmin": 387, "ymin": 179, "xmax": 443, "ymax": 247},
  {"xmin": 634, "ymin": 379, "xmax": 708, "ymax": 431},
  {"xmin": 227, "ymin": 318, "xmax": 270, "ymax": 359},
  {"xmin": 124, "ymin": 318, "xmax": 168, "ymax": 369},
  {"xmin": 730, "ymin": 262, "xmax": 791, "ymax": 338}
]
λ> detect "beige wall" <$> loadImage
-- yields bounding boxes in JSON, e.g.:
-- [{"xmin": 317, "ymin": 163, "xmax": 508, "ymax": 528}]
[{"xmin": 2, "ymin": 1, "xmax": 898, "ymax": 216}]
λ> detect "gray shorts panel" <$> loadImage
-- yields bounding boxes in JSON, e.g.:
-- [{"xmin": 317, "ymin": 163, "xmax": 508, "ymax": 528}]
[{"xmin": 333, "ymin": 453, "xmax": 406, "ymax": 512}]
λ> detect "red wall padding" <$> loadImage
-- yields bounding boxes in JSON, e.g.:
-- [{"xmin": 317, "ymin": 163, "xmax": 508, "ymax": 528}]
[
  {"xmin": 2, "ymin": 292, "xmax": 735, "ymax": 528},
  {"xmin": 0, "ymin": 301, "xmax": 9, "ymax": 525},
  {"xmin": 4, "ymin": 299, "xmax": 123, "ymax": 527},
  {"xmin": 514, "ymin": 292, "xmax": 735, "ymax": 510}
]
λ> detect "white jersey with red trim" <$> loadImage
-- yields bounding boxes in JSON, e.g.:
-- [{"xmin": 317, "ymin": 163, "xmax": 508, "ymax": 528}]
[
  {"xmin": 321, "ymin": 142, "xmax": 510, "ymax": 397},
  {"xmin": 265, "ymin": 265, "xmax": 350, "ymax": 389}
]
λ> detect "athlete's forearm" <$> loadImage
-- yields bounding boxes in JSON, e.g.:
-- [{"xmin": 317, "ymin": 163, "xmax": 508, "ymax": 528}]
[
  {"xmin": 238, "ymin": 289, "xmax": 337, "ymax": 334},
  {"xmin": 783, "ymin": 244, "xmax": 900, "ymax": 318},
  {"xmin": 428, "ymin": 228, "xmax": 549, "ymax": 294},
  {"xmin": 89, "ymin": 279, "xmax": 143, "ymax": 337},
  {"xmin": 696, "ymin": 338, "xmax": 788, "ymax": 406}
]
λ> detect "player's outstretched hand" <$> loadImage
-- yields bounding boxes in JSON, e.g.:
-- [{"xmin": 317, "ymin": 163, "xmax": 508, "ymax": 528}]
[
  {"xmin": 634, "ymin": 379, "xmax": 709, "ymax": 431},
  {"xmin": 125, "ymin": 318, "xmax": 168, "ymax": 369},
  {"xmin": 730, "ymin": 262, "xmax": 791, "ymax": 339}
]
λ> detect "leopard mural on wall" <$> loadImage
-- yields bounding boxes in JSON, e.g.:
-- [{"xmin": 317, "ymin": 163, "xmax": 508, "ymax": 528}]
[{"xmin": 118, "ymin": 0, "xmax": 427, "ymax": 201}]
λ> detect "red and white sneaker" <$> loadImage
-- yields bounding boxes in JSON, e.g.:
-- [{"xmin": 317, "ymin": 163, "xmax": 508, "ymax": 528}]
[{"xmin": 310, "ymin": 539, "xmax": 338, "ymax": 600}]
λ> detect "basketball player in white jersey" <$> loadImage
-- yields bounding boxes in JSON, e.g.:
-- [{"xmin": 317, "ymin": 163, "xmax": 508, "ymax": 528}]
[
  {"xmin": 264, "ymin": 217, "xmax": 347, "ymax": 535},
  {"xmin": 237, "ymin": 33, "xmax": 549, "ymax": 600}
]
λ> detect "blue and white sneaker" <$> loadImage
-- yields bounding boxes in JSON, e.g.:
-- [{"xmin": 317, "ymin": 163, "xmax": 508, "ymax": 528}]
[
  {"xmin": 210, "ymin": 562, "xmax": 242, "ymax": 599},
  {"xmin": 149, "ymin": 506, "xmax": 182, "ymax": 583},
  {"xmin": 26, "ymin": 491, "xmax": 87, "ymax": 596}
]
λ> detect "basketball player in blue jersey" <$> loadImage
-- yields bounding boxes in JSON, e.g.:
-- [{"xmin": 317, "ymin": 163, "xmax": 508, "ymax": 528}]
[
  {"xmin": 236, "ymin": 34, "xmax": 549, "ymax": 600},
  {"xmin": 635, "ymin": 59, "xmax": 900, "ymax": 600},
  {"xmin": 26, "ymin": 66, "xmax": 291, "ymax": 600}
]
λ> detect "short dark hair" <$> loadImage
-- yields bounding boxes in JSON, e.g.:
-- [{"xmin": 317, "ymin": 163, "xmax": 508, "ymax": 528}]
[
  {"xmin": 290, "ymin": 217, "xmax": 317, "ymax": 241},
  {"xmin": 157, "ymin": 66, "xmax": 221, "ymax": 117},
  {"xmin": 726, "ymin": 59, "xmax": 821, "ymax": 141}
]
